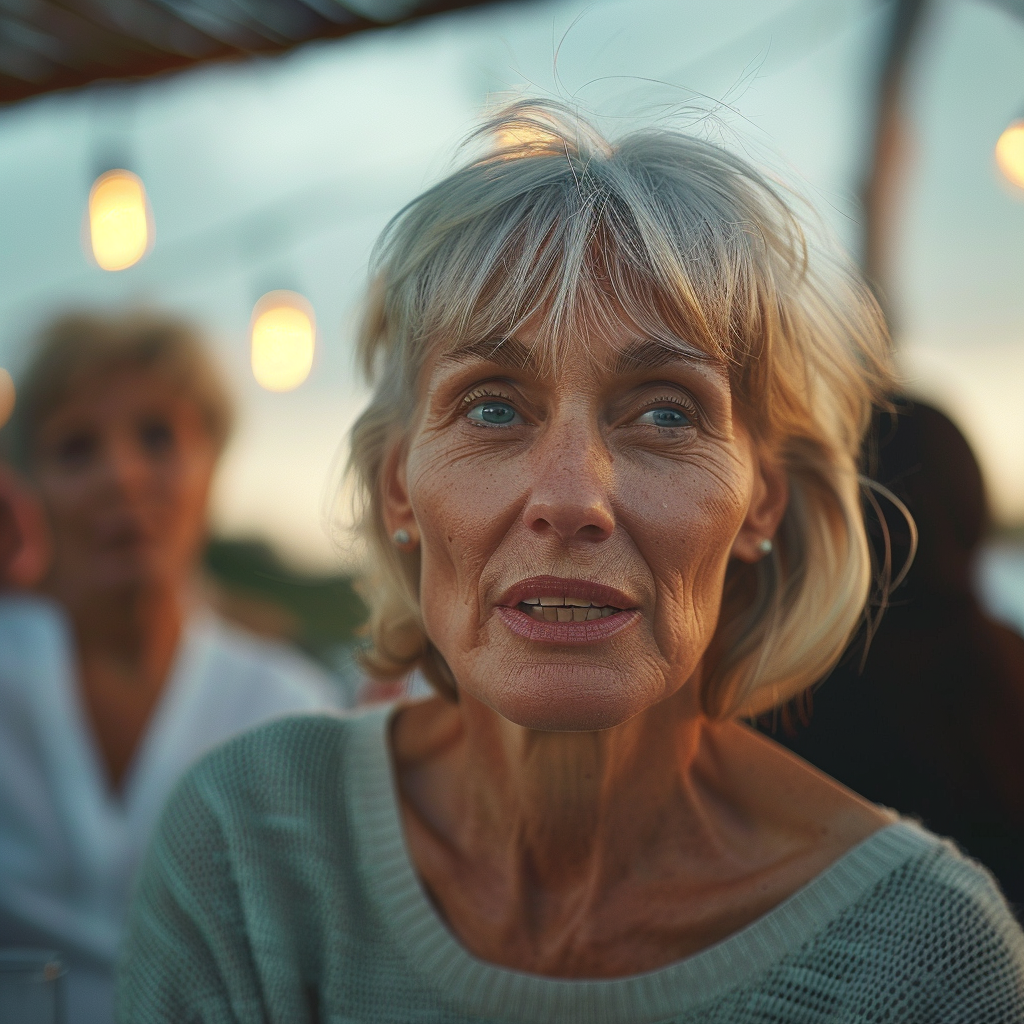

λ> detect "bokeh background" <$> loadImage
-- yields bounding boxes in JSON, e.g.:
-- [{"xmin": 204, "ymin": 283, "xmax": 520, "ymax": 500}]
[{"xmin": 1, "ymin": 0, "xmax": 1022, "ymax": 662}]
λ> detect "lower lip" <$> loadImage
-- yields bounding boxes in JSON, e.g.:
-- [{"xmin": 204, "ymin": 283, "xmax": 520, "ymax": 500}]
[{"xmin": 496, "ymin": 606, "xmax": 640, "ymax": 645}]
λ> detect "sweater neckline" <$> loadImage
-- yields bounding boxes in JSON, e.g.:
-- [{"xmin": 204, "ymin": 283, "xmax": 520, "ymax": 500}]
[{"xmin": 347, "ymin": 703, "xmax": 939, "ymax": 1024}]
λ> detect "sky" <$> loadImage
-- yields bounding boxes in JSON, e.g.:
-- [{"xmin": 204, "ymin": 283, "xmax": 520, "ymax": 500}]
[{"xmin": 0, "ymin": 0, "xmax": 1020, "ymax": 571}]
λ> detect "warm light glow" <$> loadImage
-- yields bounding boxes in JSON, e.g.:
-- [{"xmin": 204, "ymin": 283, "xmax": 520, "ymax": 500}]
[
  {"xmin": 88, "ymin": 170, "xmax": 152, "ymax": 271},
  {"xmin": 250, "ymin": 292, "xmax": 316, "ymax": 392},
  {"xmin": 995, "ymin": 120, "xmax": 1024, "ymax": 190},
  {"xmin": 0, "ymin": 368, "xmax": 14, "ymax": 429}
]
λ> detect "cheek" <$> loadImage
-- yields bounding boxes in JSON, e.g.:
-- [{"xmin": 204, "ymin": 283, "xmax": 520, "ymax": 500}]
[
  {"xmin": 629, "ymin": 456, "xmax": 752, "ymax": 653},
  {"xmin": 411, "ymin": 434, "xmax": 522, "ymax": 522},
  {"xmin": 160, "ymin": 457, "xmax": 214, "ymax": 537},
  {"xmin": 406, "ymin": 439, "xmax": 526, "ymax": 645},
  {"xmin": 176, "ymin": 456, "xmax": 214, "ymax": 508},
  {"xmin": 35, "ymin": 474, "xmax": 96, "ymax": 536}
]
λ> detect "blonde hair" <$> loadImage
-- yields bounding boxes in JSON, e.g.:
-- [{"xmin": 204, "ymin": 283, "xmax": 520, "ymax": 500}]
[
  {"xmin": 4, "ymin": 309, "xmax": 234, "ymax": 469},
  {"xmin": 348, "ymin": 100, "xmax": 894, "ymax": 719}
]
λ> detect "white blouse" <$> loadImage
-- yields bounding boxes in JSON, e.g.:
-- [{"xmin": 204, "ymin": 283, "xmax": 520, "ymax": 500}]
[{"xmin": 0, "ymin": 594, "xmax": 345, "ymax": 1024}]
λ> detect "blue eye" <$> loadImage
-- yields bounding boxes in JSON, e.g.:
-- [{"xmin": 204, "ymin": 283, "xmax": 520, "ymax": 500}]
[
  {"xmin": 637, "ymin": 406, "xmax": 692, "ymax": 428},
  {"xmin": 466, "ymin": 401, "xmax": 519, "ymax": 426}
]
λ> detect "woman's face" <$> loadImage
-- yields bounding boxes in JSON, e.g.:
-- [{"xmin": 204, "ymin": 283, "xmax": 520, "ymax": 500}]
[
  {"xmin": 31, "ymin": 367, "xmax": 218, "ymax": 602},
  {"xmin": 386, "ymin": 325, "xmax": 788, "ymax": 732}
]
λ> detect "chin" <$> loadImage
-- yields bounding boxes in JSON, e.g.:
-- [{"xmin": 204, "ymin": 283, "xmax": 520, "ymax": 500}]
[{"xmin": 470, "ymin": 662, "xmax": 661, "ymax": 733}]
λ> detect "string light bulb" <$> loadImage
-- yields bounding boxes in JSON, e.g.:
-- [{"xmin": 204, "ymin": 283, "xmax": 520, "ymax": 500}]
[
  {"xmin": 995, "ymin": 119, "xmax": 1024, "ymax": 190},
  {"xmin": 250, "ymin": 291, "xmax": 316, "ymax": 392},
  {"xmin": 88, "ymin": 169, "xmax": 152, "ymax": 271}
]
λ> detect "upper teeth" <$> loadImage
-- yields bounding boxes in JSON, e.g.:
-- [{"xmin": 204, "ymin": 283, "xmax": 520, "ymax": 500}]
[{"xmin": 517, "ymin": 599, "xmax": 621, "ymax": 623}]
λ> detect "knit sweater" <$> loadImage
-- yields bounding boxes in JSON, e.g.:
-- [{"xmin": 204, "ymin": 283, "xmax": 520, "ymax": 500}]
[{"xmin": 118, "ymin": 707, "xmax": 1024, "ymax": 1023}]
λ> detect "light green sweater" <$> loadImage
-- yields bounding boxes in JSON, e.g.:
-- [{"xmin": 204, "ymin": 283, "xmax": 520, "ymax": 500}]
[{"xmin": 118, "ymin": 706, "xmax": 1024, "ymax": 1023}]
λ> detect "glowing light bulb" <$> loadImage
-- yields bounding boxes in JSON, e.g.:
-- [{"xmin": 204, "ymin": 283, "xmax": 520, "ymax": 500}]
[
  {"xmin": 88, "ymin": 170, "xmax": 152, "ymax": 271},
  {"xmin": 995, "ymin": 120, "xmax": 1024, "ymax": 190},
  {"xmin": 0, "ymin": 368, "xmax": 14, "ymax": 429},
  {"xmin": 250, "ymin": 292, "xmax": 315, "ymax": 392}
]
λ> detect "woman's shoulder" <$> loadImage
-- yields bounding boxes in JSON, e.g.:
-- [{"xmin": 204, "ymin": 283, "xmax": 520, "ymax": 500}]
[
  {"xmin": 157, "ymin": 707, "xmax": 387, "ymax": 844},
  {"xmin": 194, "ymin": 703, "xmax": 351, "ymax": 756},
  {"xmin": 839, "ymin": 819, "xmax": 1021, "ymax": 931},
  {"xmin": 704, "ymin": 822, "xmax": 1024, "ymax": 1021},
  {"xmin": 785, "ymin": 822, "xmax": 1024, "ymax": 1018},
  {"xmin": 119, "ymin": 707, "xmax": 394, "ymax": 1021},
  {"xmin": 713, "ymin": 721, "xmax": 897, "ymax": 876}
]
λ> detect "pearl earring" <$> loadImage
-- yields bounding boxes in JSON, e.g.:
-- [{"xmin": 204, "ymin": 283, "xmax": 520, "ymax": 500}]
[
  {"xmin": 757, "ymin": 538, "xmax": 773, "ymax": 556},
  {"xmin": 392, "ymin": 529, "xmax": 411, "ymax": 547}
]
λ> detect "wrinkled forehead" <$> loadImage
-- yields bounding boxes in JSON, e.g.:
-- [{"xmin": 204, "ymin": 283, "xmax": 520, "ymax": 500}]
[
  {"xmin": 426, "ymin": 259, "xmax": 731, "ymax": 377},
  {"xmin": 402, "ymin": 259, "xmax": 747, "ymax": 435},
  {"xmin": 395, "ymin": 187, "xmax": 746, "ymax": 403}
]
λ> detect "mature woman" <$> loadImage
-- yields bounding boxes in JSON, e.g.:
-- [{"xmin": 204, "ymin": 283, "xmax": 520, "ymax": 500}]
[
  {"xmin": 0, "ymin": 312, "xmax": 344, "ymax": 1024},
  {"xmin": 119, "ymin": 104, "xmax": 1024, "ymax": 1022}
]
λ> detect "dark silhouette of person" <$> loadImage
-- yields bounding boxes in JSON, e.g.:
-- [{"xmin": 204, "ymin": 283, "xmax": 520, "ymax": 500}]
[{"xmin": 766, "ymin": 400, "xmax": 1024, "ymax": 917}]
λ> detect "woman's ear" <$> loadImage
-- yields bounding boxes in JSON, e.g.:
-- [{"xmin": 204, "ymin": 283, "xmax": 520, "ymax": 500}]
[
  {"xmin": 731, "ymin": 451, "xmax": 789, "ymax": 564},
  {"xmin": 381, "ymin": 440, "xmax": 418, "ymax": 548}
]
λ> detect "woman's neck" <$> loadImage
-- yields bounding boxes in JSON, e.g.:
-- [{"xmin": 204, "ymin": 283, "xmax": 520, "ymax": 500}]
[
  {"xmin": 458, "ymin": 689, "xmax": 707, "ymax": 886},
  {"xmin": 394, "ymin": 682, "xmax": 717, "ymax": 905},
  {"xmin": 392, "ymin": 685, "xmax": 890, "ymax": 977},
  {"xmin": 44, "ymin": 575, "xmax": 187, "ymax": 789},
  {"xmin": 63, "ymin": 583, "xmax": 182, "ymax": 669}
]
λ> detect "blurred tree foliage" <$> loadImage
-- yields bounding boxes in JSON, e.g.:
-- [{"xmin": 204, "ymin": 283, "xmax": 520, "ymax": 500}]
[{"xmin": 203, "ymin": 538, "xmax": 367, "ymax": 664}]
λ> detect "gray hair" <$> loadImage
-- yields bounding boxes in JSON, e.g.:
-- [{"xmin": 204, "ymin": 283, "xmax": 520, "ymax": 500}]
[{"xmin": 348, "ymin": 99, "xmax": 894, "ymax": 719}]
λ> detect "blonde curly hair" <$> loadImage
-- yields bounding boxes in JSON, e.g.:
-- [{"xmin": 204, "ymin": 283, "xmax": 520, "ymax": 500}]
[{"xmin": 347, "ymin": 100, "xmax": 894, "ymax": 719}]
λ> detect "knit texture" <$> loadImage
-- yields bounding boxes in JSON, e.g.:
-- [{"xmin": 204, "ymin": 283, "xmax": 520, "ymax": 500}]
[{"xmin": 118, "ymin": 707, "xmax": 1024, "ymax": 1023}]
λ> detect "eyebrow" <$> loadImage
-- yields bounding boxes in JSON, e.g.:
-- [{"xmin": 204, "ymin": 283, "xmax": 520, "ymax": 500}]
[
  {"xmin": 612, "ymin": 337, "xmax": 716, "ymax": 375},
  {"xmin": 442, "ymin": 337, "xmax": 542, "ymax": 372},
  {"xmin": 442, "ymin": 334, "xmax": 716, "ymax": 377}
]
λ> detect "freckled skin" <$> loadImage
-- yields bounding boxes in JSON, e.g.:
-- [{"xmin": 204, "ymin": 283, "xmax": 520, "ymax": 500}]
[
  {"xmin": 385, "ymin": 327, "xmax": 892, "ymax": 978},
  {"xmin": 403, "ymin": 335, "xmax": 755, "ymax": 731}
]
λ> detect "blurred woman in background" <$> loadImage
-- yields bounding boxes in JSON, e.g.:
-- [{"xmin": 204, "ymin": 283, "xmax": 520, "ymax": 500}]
[{"xmin": 0, "ymin": 311, "xmax": 344, "ymax": 1024}]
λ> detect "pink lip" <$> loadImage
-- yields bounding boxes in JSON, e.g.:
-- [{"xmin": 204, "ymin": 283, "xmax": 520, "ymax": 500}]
[{"xmin": 495, "ymin": 575, "xmax": 641, "ymax": 646}]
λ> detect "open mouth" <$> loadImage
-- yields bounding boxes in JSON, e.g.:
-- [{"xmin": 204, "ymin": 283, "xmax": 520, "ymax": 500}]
[
  {"xmin": 496, "ymin": 577, "xmax": 639, "ymax": 645},
  {"xmin": 517, "ymin": 597, "xmax": 622, "ymax": 622}
]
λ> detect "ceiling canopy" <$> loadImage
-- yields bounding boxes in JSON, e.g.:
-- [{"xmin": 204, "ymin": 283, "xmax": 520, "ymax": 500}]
[{"xmin": 0, "ymin": 0, "xmax": 512, "ymax": 103}]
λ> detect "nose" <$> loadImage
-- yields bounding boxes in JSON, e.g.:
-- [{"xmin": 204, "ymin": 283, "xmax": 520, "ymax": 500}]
[
  {"xmin": 101, "ymin": 434, "xmax": 151, "ymax": 499},
  {"xmin": 521, "ymin": 415, "xmax": 615, "ymax": 544}
]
